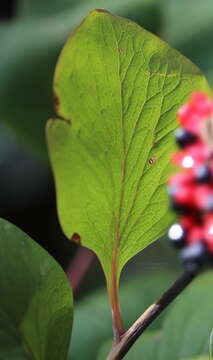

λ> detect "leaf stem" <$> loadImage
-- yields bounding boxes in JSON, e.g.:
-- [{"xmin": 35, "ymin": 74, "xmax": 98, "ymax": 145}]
[
  {"xmin": 109, "ymin": 223, "xmax": 125, "ymax": 343},
  {"xmin": 106, "ymin": 267, "xmax": 198, "ymax": 360},
  {"xmin": 109, "ymin": 270, "xmax": 125, "ymax": 343}
]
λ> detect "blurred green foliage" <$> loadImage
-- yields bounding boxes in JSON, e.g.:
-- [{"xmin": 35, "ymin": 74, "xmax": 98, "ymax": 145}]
[
  {"xmin": 97, "ymin": 331, "xmax": 159, "ymax": 360},
  {"xmin": 70, "ymin": 271, "xmax": 174, "ymax": 359},
  {"xmin": 0, "ymin": 0, "xmax": 160, "ymax": 157},
  {"xmin": 96, "ymin": 272, "xmax": 213, "ymax": 359}
]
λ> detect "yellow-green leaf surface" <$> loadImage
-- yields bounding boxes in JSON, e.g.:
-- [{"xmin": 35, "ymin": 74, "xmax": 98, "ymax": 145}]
[{"xmin": 47, "ymin": 9, "xmax": 211, "ymax": 283}]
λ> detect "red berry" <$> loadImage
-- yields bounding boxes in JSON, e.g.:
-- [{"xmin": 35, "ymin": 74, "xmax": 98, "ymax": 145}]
[
  {"xmin": 194, "ymin": 184, "xmax": 213, "ymax": 210},
  {"xmin": 190, "ymin": 92, "xmax": 213, "ymax": 117},
  {"xmin": 172, "ymin": 142, "xmax": 209, "ymax": 168},
  {"xmin": 174, "ymin": 184, "xmax": 194, "ymax": 207},
  {"xmin": 178, "ymin": 103, "xmax": 194, "ymax": 125},
  {"xmin": 180, "ymin": 215, "xmax": 197, "ymax": 230},
  {"xmin": 168, "ymin": 171, "xmax": 194, "ymax": 187},
  {"xmin": 169, "ymin": 91, "xmax": 213, "ymax": 266},
  {"xmin": 178, "ymin": 92, "xmax": 213, "ymax": 135},
  {"xmin": 187, "ymin": 226, "xmax": 204, "ymax": 245},
  {"xmin": 203, "ymin": 214, "xmax": 213, "ymax": 254},
  {"xmin": 177, "ymin": 104, "xmax": 202, "ymax": 134}
]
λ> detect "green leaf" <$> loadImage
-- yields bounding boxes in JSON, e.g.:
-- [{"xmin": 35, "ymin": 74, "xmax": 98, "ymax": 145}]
[
  {"xmin": 158, "ymin": 271, "xmax": 213, "ymax": 360},
  {"xmin": 47, "ymin": 9, "xmax": 211, "ymax": 285},
  {"xmin": 97, "ymin": 330, "xmax": 160, "ymax": 359},
  {"xmin": 69, "ymin": 271, "xmax": 174, "ymax": 359},
  {"xmin": 0, "ymin": 218, "xmax": 73, "ymax": 360}
]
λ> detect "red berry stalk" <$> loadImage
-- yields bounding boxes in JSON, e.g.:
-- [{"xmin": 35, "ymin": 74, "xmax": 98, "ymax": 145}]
[{"xmin": 168, "ymin": 92, "xmax": 213, "ymax": 270}]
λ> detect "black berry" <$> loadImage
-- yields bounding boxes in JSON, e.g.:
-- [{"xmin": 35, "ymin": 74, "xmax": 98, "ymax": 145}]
[
  {"xmin": 175, "ymin": 128, "xmax": 197, "ymax": 148},
  {"xmin": 180, "ymin": 242, "xmax": 206, "ymax": 270},
  {"xmin": 195, "ymin": 164, "xmax": 212, "ymax": 183},
  {"xmin": 169, "ymin": 199, "xmax": 189, "ymax": 214}
]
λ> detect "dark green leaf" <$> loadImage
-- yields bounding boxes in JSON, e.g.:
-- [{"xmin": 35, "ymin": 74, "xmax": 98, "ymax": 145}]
[{"xmin": 0, "ymin": 218, "xmax": 73, "ymax": 360}]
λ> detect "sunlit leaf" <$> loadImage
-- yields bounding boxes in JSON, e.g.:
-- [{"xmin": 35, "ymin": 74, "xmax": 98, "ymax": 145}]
[{"xmin": 47, "ymin": 9, "xmax": 211, "ymax": 285}]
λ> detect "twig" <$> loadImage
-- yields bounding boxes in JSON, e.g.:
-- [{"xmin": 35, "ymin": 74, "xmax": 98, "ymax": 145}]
[{"xmin": 106, "ymin": 267, "xmax": 198, "ymax": 360}]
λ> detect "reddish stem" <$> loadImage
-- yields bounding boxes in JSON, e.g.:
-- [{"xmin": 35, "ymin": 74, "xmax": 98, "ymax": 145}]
[
  {"xmin": 109, "ymin": 273, "xmax": 125, "ymax": 343},
  {"xmin": 109, "ymin": 242, "xmax": 125, "ymax": 343}
]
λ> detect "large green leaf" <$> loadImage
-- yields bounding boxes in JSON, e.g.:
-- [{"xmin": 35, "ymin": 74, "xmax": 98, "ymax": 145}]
[
  {"xmin": 0, "ymin": 218, "xmax": 73, "ymax": 360},
  {"xmin": 47, "ymin": 9, "xmax": 210, "ymax": 284},
  {"xmin": 69, "ymin": 271, "xmax": 174, "ymax": 359},
  {"xmin": 158, "ymin": 271, "xmax": 213, "ymax": 360}
]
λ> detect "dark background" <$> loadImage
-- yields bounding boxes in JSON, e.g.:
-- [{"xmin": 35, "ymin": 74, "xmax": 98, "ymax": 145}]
[{"xmin": 0, "ymin": 0, "xmax": 74, "ymax": 270}]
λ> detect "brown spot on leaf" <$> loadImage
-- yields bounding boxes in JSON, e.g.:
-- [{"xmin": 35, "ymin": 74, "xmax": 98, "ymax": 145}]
[
  {"xmin": 118, "ymin": 48, "xmax": 123, "ymax": 53},
  {"xmin": 71, "ymin": 233, "xmax": 81, "ymax": 245},
  {"xmin": 49, "ymin": 117, "xmax": 71, "ymax": 126},
  {"xmin": 149, "ymin": 156, "xmax": 157, "ymax": 165},
  {"xmin": 95, "ymin": 8, "xmax": 110, "ymax": 13}
]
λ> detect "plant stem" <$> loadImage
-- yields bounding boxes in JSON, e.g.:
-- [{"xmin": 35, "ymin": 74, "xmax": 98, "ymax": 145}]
[
  {"xmin": 107, "ymin": 268, "xmax": 198, "ymax": 360},
  {"xmin": 109, "ymin": 268, "xmax": 125, "ymax": 343}
]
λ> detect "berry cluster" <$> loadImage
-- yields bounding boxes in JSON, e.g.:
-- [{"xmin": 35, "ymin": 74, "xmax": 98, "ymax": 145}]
[{"xmin": 168, "ymin": 92, "xmax": 213, "ymax": 270}]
